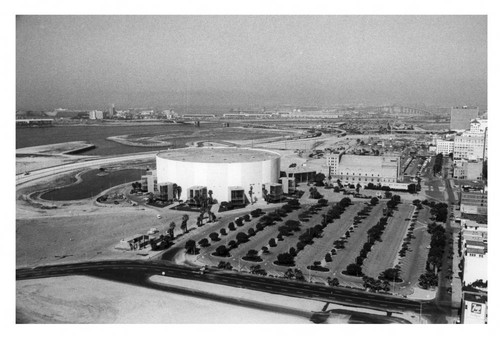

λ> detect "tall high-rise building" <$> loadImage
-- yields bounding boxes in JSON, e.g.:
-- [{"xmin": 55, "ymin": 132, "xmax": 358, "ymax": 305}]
[
  {"xmin": 108, "ymin": 103, "xmax": 115, "ymax": 118},
  {"xmin": 450, "ymin": 106, "xmax": 479, "ymax": 130}
]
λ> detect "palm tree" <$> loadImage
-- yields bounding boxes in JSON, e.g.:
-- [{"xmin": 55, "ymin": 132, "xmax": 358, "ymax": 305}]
[
  {"xmin": 168, "ymin": 221, "xmax": 176, "ymax": 238},
  {"xmin": 181, "ymin": 214, "xmax": 189, "ymax": 233},
  {"xmin": 172, "ymin": 183, "xmax": 178, "ymax": 200},
  {"xmin": 248, "ymin": 186, "xmax": 254, "ymax": 205}
]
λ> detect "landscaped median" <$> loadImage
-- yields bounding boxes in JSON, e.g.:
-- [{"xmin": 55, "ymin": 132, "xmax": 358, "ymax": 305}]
[{"xmin": 149, "ymin": 274, "xmax": 325, "ymax": 316}]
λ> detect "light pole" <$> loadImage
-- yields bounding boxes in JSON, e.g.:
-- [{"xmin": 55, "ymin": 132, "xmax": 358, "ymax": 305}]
[{"xmin": 419, "ymin": 302, "xmax": 423, "ymax": 324}]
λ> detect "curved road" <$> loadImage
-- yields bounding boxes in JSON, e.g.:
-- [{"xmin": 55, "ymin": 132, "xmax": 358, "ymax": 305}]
[{"xmin": 16, "ymin": 259, "xmax": 447, "ymax": 323}]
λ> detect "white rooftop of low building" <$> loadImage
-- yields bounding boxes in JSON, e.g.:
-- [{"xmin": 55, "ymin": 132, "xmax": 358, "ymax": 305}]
[
  {"xmin": 340, "ymin": 154, "xmax": 399, "ymax": 167},
  {"xmin": 157, "ymin": 147, "xmax": 280, "ymax": 163}
]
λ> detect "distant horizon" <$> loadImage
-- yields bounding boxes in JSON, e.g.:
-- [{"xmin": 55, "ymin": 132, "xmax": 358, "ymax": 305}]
[{"xmin": 17, "ymin": 16, "xmax": 487, "ymax": 112}]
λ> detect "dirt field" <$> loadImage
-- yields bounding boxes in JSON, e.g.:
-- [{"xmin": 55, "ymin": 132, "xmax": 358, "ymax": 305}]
[{"xmin": 16, "ymin": 276, "xmax": 307, "ymax": 323}]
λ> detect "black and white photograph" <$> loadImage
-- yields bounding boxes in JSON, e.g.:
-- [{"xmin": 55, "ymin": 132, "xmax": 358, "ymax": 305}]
[{"xmin": 8, "ymin": 1, "xmax": 493, "ymax": 330}]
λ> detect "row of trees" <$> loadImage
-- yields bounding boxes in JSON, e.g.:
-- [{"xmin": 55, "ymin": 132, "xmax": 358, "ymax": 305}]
[
  {"xmin": 309, "ymin": 186, "xmax": 323, "ymax": 199},
  {"xmin": 418, "ymin": 222, "xmax": 447, "ymax": 290},
  {"xmin": 275, "ymin": 200, "xmax": 342, "ymax": 266},
  {"xmin": 344, "ymin": 199, "xmax": 397, "ymax": 277},
  {"xmin": 433, "ymin": 153, "xmax": 444, "ymax": 175}
]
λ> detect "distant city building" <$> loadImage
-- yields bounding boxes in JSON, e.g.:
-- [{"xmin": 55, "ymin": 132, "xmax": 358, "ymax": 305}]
[
  {"xmin": 453, "ymin": 131, "xmax": 487, "ymax": 161},
  {"xmin": 141, "ymin": 170, "xmax": 157, "ymax": 194},
  {"xmin": 436, "ymin": 139, "xmax": 454, "ymax": 155},
  {"xmin": 89, "ymin": 110, "xmax": 104, "ymax": 120},
  {"xmin": 453, "ymin": 160, "xmax": 483, "ymax": 180},
  {"xmin": 450, "ymin": 106, "xmax": 479, "ymax": 130},
  {"xmin": 460, "ymin": 190, "xmax": 487, "ymax": 216},
  {"xmin": 328, "ymin": 154, "xmax": 401, "ymax": 184},
  {"xmin": 469, "ymin": 119, "xmax": 487, "ymax": 134},
  {"xmin": 108, "ymin": 104, "xmax": 115, "ymax": 118}
]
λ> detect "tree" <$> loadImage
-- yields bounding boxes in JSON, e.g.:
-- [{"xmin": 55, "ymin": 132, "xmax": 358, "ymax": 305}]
[
  {"xmin": 314, "ymin": 173, "xmax": 326, "ymax": 186},
  {"xmin": 327, "ymin": 277, "xmax": 339, "ymax": 287},
  {"xmin": 209, "ymin": 232, "xmax": 219, "ymax": 241},
  {"xmin": 370, "ymin": 197, "xmax": 379, "ymax": 206},
  {"xmin": 248, "ymin": 228, "xmax": 256, "ymax": 237},
  {"xmin": 408, "ymin": 183, "xmax": 417, "ymax": 194},
  {"xmin": 198, "ymin": 238, "xmax": 210, "ymax": 247},
  {"xmin": 318, "ymin": 198, "xmax": 328, "ymax": 206},
  {"xmin": 180, "ymin": 214, "xmax": 189, "ymax": 233},
  {"xmin": 184, "ymin": 239, "xmax": 197, "ymax": 255},
  {"xmin": 220, "ymin": 228, "xmax": 227, "ymax": 236},
  {"xmin": 214, "ymin": 245, "xmax": 230, "ymax": 257},
  {"xmin": 384, "ymin": 190, "xmax": 392, "ymax": 199},
  {"xmin": 169, "ymin": 221, "xmax": 176, "ymax": 237},
  {"xmin": 177, "ymin": 186, "xmax": 182, "ymax": 200},
  {"xmin": 435, "ymin": 207, "xmax": 448, "ymax": 223},
  {"xmin": 248, "ymin": 185, "xmax": 254, "ymax": 205},
  {"xmin": 379, "ymin": 268, "xmax": 400, "ymax": 282},
  {"xmin": 269, "ymin": 238, "xmax": 277, "ymax": 247},
  {"xmin": 356, "ymin": 183, "xmax": 361, "ymax": 194},
  {"xmin": 228, "ymin": 222, "xmax": 236, "ymax": 231},
  {"xmin": 276, "ymin": 252, "xmax": 295, "ymax": 266},
  {"xmin": 285, "ymin": 220, "xmax": 301, "ymax": 231},
  {"xmin": 325, "ymin": 253, "xmax": 332, "ymax": 262},
  {"xmin": 345, "ymin": 263, "xmax": 363, "ymax": 276},
  {"xmin": 208, "ymin": 189, "xmax": 213, "ymax": 204},
  {"xmin": 236, "ymin": 232, "xmax": 249, "ymax": 243},
  {"xmin": 339, "ymin": 197, "xmax": 351, "ymax": 208}
]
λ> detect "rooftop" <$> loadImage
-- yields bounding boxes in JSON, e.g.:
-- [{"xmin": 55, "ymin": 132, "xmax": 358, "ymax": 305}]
[
  {"xmin": 340, "ymin": 154, "xmax": 399, "ymax": 168},
  {"xmin": 157, "ymin": 147, "xmax": 280, "ymax": 163},
  {"xmin": 464, "ymin": 293, "xmax": 487, "ymax": 304}
]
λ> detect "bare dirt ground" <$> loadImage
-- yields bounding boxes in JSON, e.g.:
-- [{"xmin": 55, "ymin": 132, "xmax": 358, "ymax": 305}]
[{"xmin": 16, "ymin": 276, "xmax": 308, "ymax": 323}]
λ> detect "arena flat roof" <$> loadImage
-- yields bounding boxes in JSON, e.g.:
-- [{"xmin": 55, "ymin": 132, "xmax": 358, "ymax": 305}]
[{"xmin": 157, "ymin": 147, "xmax": 280, "ymax": 163}]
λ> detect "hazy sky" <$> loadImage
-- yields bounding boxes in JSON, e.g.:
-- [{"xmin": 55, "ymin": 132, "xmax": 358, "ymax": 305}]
[{"xmin": 16, "ymin": 15, "xmax": 487, "ymax": 110}]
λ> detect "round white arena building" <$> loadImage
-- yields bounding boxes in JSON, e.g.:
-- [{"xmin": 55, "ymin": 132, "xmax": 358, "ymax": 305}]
[{"xmin": 156, "ymin": 147, "xmax": 281, "ymax": 204}]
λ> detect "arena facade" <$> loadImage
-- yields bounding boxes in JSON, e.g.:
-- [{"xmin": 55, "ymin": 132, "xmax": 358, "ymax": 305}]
[{"xmin": 156, "ymin": 147, "xmax": 281, "ymax": 203}]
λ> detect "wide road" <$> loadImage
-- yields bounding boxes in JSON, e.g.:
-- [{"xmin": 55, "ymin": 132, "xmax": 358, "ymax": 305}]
[
  {"xmin": 16, "ymin": 259, "xmax": 447, "ymax": 323},
  {"xmin": 16, "ymin": 151, "xmax": 157, "ymax": 188}
]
